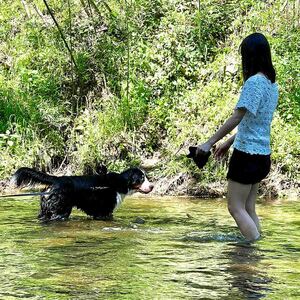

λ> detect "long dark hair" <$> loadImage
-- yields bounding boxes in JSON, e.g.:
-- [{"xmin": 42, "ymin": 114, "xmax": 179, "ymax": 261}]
[{"xmin": 240, "ymin": 33, "xmax": 276, "ymax": 83}]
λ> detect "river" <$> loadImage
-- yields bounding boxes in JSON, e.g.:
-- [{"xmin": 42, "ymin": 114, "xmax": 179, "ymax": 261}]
[{"xmin": 0, "ymin": 196, "xmax": 299, "ymax": 299}]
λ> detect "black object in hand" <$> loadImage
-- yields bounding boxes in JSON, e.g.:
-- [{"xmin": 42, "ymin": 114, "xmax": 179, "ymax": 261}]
[{"xmin": 187, "ymin": 146, "xmax": 211, "ymax": 169}]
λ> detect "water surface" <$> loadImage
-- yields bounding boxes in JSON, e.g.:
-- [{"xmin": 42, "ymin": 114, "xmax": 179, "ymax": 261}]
[{"xmin": 0, "ymin": 196, "xmax": 299, "ymax": 299}]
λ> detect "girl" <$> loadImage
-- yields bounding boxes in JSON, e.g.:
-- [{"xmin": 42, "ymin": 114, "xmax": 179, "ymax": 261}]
[{"xmin": 197, "ymin": 33, "xmax": 279, "ymax": 241}]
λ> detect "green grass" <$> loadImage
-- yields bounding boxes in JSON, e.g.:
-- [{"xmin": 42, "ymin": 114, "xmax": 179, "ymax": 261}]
[{"xmin": 0, "ymin": 0, "xmax": 299, "ymax": 192}]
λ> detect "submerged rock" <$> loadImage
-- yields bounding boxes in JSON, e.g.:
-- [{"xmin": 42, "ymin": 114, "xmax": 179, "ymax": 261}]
[
  {"xmin": 129, "ymin": 223, "xmax": 138, "ymax": 229},
  {"xmin": 132, "ymin": 217, "xmax": 146, "ymax": 224}
]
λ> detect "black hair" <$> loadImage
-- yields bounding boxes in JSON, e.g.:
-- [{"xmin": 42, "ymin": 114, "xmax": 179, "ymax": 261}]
[{"xmin": 240, "ymin": 33, "xmax": 276, "ymax": 83}]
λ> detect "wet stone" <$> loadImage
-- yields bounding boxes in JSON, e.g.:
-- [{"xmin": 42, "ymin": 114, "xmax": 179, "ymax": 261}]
[{"xmin": 132, "ymin": 217, "xmax": 146, "ymax": 224}]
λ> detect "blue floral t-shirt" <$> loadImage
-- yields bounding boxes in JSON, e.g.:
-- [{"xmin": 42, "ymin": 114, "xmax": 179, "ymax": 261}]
[{"xmin": 233, "ymin": 74, "xmax": 279, "ymax": 155}]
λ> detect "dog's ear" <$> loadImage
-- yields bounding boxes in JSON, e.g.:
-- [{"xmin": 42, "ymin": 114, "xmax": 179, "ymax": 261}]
[{"xmin": 106, "ymin": 172, "xmax": 128, "ymax": 194}]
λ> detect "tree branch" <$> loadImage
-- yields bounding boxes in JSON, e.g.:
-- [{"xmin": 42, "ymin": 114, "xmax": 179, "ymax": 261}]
[
  {"xmin": 20, "ymin": 0, "xmax": 31, "ymax": 19},
  {"xmin": 42, "ymin": 0, "xmax": 78, "ymax": 71}
]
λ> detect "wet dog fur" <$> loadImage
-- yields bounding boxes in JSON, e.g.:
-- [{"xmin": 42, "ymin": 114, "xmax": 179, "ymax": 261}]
[{"xmin": 12, "ymin": 167, "xmax": 153, "ymax": 221}]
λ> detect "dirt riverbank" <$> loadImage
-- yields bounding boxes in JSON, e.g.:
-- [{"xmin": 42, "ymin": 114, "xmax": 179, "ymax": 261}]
[{"xmin": 1, "ymin": 169, "xmax": 299, "ymax": 199}]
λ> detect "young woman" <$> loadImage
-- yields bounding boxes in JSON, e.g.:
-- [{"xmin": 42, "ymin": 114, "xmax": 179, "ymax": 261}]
[{"xmin": 197, "ymin": 33, "xmax": 279, "ymax": 241}]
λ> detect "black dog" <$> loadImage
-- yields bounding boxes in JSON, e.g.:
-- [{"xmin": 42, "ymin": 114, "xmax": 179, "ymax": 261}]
[{"xmin": 12, "ymin": 167, "xmax": 154, "ymax": 221}]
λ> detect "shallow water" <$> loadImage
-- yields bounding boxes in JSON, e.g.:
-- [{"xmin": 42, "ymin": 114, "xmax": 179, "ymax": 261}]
[{"xmin": 0, "ymin": 196, "xmax": 299, "ymax": 299}]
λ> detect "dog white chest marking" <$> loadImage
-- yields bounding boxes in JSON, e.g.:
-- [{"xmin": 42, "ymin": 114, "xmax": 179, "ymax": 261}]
[{"xmin": 116, "ymin": 193, "xmax": 125, "ymax": 209}]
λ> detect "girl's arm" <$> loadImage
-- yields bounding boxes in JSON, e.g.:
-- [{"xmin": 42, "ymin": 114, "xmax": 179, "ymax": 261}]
[
  {"xmin": 213, "ymin": 134, "xmax": 236, "ymax": 160},
  {"xmin": 224, "ymin": 133, "xmax": 236, "ymax": 147},
  {"xmin": 197, "ymin": 109, "xmax": 246, "ymax": 153}
]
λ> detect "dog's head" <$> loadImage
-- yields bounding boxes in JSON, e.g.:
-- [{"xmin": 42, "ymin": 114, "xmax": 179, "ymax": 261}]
[{"xmin": 121, "ymin": 168, "xmax": 154, "ymax": 194}]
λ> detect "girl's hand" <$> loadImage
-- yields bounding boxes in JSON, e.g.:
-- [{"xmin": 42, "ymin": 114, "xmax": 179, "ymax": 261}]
[
  {"xmin": 213, "ymin": 141, "xmax": 231, "ymax": 161},
  {"xmin": 196, "ymin": 142, "xmax": 212, "ymax": 155}
]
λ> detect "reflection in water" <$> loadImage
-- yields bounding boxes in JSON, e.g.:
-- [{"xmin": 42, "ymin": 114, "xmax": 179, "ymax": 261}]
[
  {"xmin": 178, "ymin": 231, "xmax": 273, "ymax": 299},
  {"xmin": 225, "ymin": 244, "xmax": 272, "ymax": 299},
  {"xmin": 0, "ymin": 196, "xmax": 299, "ymax": 299}
]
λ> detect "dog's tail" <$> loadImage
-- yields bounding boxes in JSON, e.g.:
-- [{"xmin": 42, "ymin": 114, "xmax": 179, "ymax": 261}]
[{"xmin": 11, "ymin": 167, "xmax": 58, "ymax": 188}]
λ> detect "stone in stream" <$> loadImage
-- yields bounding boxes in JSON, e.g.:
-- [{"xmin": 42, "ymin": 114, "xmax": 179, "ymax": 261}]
[{"xmin": 132, "ymin": 217, "xmax": 146, "ymax": 224}]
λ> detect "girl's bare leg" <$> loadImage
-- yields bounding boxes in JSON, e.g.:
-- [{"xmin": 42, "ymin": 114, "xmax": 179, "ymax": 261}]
[
  {"xmin": 227, "ymin": 180, "xmax": 260, "ymax": 241},
  {"xmin": 245, "ymin": 183, "xmax": 261, "ymax": 232}
]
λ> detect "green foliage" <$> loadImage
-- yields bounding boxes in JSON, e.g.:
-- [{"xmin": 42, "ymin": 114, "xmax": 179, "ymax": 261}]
[
  {"xmin": 0, "ymin": 0, "xmax": 299, "ymax": 187},
  {"xmin": 273, "ymin": 27, "xmax": 300, "ymax": 126}
]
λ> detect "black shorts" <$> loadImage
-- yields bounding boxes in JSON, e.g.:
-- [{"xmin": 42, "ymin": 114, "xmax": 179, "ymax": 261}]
[{"xmin": 227, "ymin": 148, "xmax": 271, "ymax": 185}]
